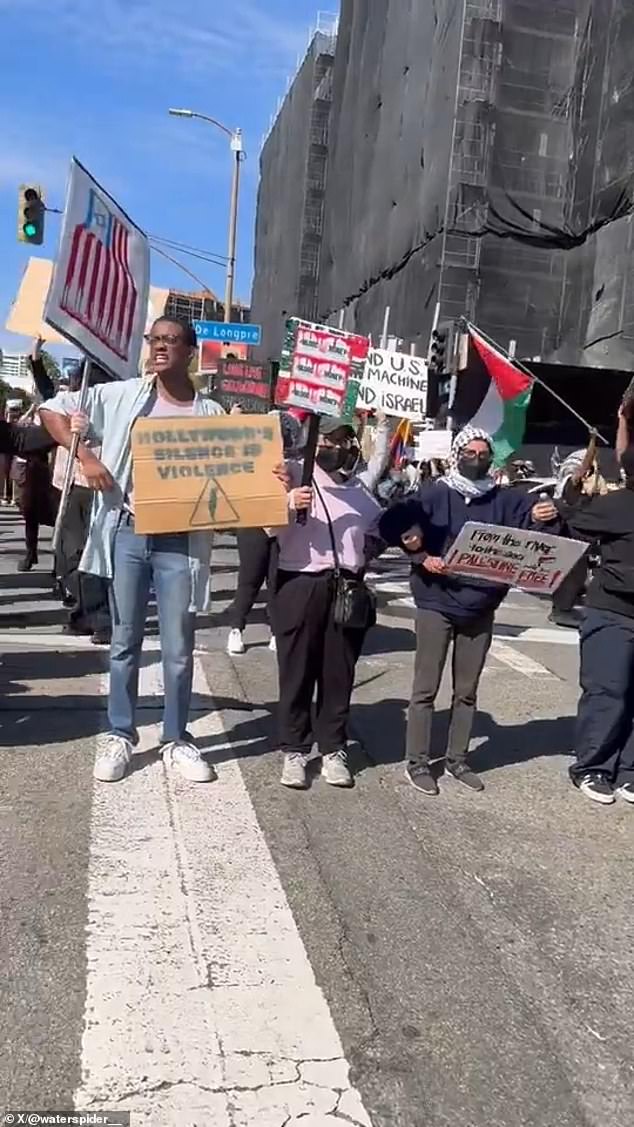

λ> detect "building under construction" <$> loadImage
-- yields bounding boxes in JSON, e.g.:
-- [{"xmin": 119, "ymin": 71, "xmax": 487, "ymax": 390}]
[{"xmin": 251, "ymin": 1, "xmax": 634, "ymax": 448}]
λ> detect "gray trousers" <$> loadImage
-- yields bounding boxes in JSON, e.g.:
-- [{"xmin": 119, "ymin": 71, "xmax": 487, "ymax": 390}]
[{"xmin": 407, "ymin": 608, "xmax": 494, "ymax": 769}]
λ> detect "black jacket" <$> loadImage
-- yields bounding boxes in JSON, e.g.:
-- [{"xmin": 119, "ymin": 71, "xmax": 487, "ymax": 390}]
[
  {"xmin": 557, "ymin": 487, "xmax": 634, "ymax": 618},
  {"xmin": 0, "ymin": 420, "xmax": 55, "ymax": 458}
]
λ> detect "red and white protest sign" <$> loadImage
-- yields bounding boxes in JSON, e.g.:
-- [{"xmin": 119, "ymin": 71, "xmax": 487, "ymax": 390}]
[
  {"xmin": 44, "ymin": 158, "xmax": 150, "ymax": 379},
  {"xmin": 443, "ymin": 522, "xmax": 587, "ymax": 593},
  {"xmin": 276, "ymin": 318, "xmax": 369, "ymax": 418}
]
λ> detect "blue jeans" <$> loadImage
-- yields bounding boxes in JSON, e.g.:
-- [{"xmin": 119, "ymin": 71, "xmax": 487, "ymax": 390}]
[
  {"xmin": 108, "ymin": 515, "xmax": 195, "ymax": 744},
  {"xmin": 573, "ymin": 608, "xmax": 634, "ymax": 785}
]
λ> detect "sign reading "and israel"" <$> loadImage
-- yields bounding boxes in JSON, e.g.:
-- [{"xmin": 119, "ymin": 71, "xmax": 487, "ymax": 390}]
[{"xmin": 193, "ymin": 320, "xmax": 262, "ymax": 346}]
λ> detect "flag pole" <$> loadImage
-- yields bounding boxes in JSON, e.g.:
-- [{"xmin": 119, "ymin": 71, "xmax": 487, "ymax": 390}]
[
  {"xmin": 51, "ymin": 359, "xmax": 92, "ymax": 554},
  {"xmin": 465, "ymin": 321, "xmax": 609, "ymax": 445}
]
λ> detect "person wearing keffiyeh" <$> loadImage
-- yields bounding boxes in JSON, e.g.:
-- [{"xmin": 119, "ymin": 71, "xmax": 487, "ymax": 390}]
[{"xmin": 379, "ymin": 426, "xmax": 560, "ymax": 797}]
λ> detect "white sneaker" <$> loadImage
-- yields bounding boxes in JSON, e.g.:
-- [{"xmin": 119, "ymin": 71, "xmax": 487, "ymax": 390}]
[
  {"xmin": 322, "ymin": 749, "xmax": 354, "ymax": 788},
  {"xmin": 281, "ymin": 753, "xmax": 308, "ymax": 789},
  {"xmin": 94, "ymin": 734, "xmax": 133, "ymax": 782},
  {"xmin": 227, "ymin": 628, "xmax": 245, "ymax": 655},
  {"xmin": 269, "ymin": 635, "xmax": 277, "ymax": 653},
  {"xmin": 162, "ymin": 740, "xmax": 214, "ymax": 783}
]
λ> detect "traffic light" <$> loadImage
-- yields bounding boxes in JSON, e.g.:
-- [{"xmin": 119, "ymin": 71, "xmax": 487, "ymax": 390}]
[
  {"xmin": 17, "ymin": 185, "xmax": 45, "ymax": 245},
  {"xmin": 429, "ymin": 321, "xmax": 452, "ymax": 375}
]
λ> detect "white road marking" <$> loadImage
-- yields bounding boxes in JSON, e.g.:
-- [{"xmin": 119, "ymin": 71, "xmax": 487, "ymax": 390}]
[
  {"xmin": 490, "ymin": 640, "xmax": 554, "ymax": 679},
  {"xmin": 76, "ymin": 652, "xmax": 372, "ymax": 1127}
]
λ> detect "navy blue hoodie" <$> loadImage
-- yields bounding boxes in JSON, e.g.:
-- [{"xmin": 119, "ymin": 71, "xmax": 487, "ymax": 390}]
[{"xmin": 379, "ymin": 482, "xmax": 558, "ymax": 622}]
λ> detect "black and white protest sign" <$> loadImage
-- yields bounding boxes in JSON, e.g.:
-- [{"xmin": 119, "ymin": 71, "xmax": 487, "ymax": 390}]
[{"xmin": 357, "ymin": 348, "xmax": 428, "ymax": 420}]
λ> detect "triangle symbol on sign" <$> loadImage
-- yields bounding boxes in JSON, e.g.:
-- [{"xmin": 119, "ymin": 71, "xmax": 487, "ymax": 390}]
[{"xmin": 190, "ymin": 477, "xmax": 240, "ymax": 528}]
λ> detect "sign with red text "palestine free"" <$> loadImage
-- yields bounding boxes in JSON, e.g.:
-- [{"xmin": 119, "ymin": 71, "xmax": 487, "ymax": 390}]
[{"xmin": 443, "ymin": 522, "xmax": 587, "ymax": 593}]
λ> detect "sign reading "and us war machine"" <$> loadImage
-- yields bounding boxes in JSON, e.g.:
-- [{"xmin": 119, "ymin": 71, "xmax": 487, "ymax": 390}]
[{"xmin": 357, "ymin": 348, "xmax": 429, "ymax": 421}]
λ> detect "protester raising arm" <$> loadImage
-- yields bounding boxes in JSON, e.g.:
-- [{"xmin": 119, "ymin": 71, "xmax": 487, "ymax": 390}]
[
  {"xmin": 28, "ymin": 337, "xmax": 56, "ymax": 401},
  {"xmin": 359, "ymin": 412, "xmax": 393, "ymax": 493}
]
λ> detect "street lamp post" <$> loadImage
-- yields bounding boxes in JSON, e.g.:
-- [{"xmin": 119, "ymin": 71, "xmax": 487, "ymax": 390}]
[{"xmin": 169, "ymin": 108, "xmax": 245, "ymax": 323}]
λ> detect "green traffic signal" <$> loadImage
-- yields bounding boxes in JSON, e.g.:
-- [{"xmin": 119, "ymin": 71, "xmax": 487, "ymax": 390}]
[{"xmin": 18, "ymin": 185, "xmax": 45, "ymax": 245}]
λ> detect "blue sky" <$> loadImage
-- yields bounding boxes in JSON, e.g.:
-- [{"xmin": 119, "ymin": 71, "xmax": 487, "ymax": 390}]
[{"xmin": 0, "ymin": 0, "xmax": 335, "ymax": 356}]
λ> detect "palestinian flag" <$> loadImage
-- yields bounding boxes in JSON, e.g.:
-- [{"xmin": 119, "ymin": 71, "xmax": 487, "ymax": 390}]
[{"xmin": 453, "ymin": 327, "xmax": 533, "ymax": 466}]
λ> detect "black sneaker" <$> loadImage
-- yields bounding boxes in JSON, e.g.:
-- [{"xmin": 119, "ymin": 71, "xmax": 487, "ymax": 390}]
[
  {"xmin": 615, "ymin": 782, "xmax": 634, "ymax": 805},
  {"xmin": 576, "ymin": 773, "xmax": 615, "ymax": 805},
  {"xmin": 91, "ymin": 628, "xmax": 112, "ymax": 647},
  {"xmin": 446, "ymin": 763, "xmax": 485, "ymax": 792},
  {"xmin": 17, "ymin": 552, "xmax": 37, "ymax": 572},
  {"xmin": 405, "ymin": 766, "xmax": 439, "ymax": 796},
  {"xmin": 548, "ymin": 609, "xmax": 581, "ymax": 629}
]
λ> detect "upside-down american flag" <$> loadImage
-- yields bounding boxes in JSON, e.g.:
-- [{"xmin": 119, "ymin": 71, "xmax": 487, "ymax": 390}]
[{"xmin": 60, "ymin": 188, "xmax": 138, "ymax": 362}]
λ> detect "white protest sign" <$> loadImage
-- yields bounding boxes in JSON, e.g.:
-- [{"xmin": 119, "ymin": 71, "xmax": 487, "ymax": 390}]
[
  {"xmin": 443, "ymin": 521, "xmax": 587, "ymax": 593},
  {"xmin": 358, "ymin": 347, "xmax": 428, "ymax": 420},
  {"xmin": 44, "ymin": 158, "xmax": 150, "ymax": 379},
  {"xmin": 415, "ymin": 429, "xmax": 452, "ymax": 462}
]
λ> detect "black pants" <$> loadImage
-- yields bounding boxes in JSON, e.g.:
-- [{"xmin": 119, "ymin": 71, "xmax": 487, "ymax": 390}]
[
  {"xmin": 572, "ymin": 608, "xmax": 634, "ymax": 785},
  {"xmin": 60, "ymin": 485, "xmax": 110, "ymax": 631},
  {"xmin": 227, "ymin": 528, "xmax": 277, "ymax": 631},
  {"xmin": 407, "ymin": 608, "xmax": 494, "ymax": 769},
  {"xmin": 552, "ymin": 555, "xmax": 588, "ymax": 613},
  {"xmin": 275, "ymin": 570, "xmax": 366, "ymax": 756}
]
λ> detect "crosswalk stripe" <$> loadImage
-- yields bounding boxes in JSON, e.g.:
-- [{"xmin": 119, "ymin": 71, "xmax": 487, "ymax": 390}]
[{"xmin": 76, "ymin": 653, "xmax": 372, "ymax": 1126}]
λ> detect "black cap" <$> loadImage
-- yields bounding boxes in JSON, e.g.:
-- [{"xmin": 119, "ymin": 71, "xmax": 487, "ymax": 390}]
[{"xmin": 319, "ymin": 416, "xmax": 355, "ymax": 438}]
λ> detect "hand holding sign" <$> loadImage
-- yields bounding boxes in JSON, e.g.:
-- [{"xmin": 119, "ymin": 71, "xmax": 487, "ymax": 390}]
[{"xmin": 443, "ymin": 521, "xmax": 587, "ymax": 593}]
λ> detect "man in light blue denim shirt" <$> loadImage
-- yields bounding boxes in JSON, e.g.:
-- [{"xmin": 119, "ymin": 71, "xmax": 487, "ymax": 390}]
[{"xmin": 41, "ymin": 316, "xmax": 225, "ymax": 785}]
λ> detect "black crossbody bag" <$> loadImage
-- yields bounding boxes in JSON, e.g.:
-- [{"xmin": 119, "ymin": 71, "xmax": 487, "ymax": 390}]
[{"xmin": 314, "ymin": 481, "xmax": 377, "ymax": 631}]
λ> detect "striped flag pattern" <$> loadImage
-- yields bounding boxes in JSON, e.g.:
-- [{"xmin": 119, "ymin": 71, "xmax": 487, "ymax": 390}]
[{"xmin": 60, "ymin": 189, "xmax": 138, "ymax": 362}]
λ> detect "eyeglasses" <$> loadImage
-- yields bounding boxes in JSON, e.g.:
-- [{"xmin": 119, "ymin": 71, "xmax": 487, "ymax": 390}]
[
  {"xmin": 460, "ymin": 448, "xmax": 489, "ymax": 460},
  {"xmin": 144, "ymin": 333, "xmax": 184, "ymax": 346}
]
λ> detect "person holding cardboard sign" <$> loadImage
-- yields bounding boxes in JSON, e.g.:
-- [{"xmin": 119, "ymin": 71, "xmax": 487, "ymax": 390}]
[
  {"xmin": 272, "ymin": 417, "xmax": 384, "ymax": 791},
  {"xmin": 379, "ymin": 426, "xmax": 559, "ymax": 797},
  {"xmin": 41, "ymin": 316, "xmax": 226, "ymax": 786}
]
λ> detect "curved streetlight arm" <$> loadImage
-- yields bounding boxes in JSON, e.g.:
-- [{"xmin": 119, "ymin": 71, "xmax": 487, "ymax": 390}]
[{"xmin": 169, "ymin": 107, "xmax": 236, "ymax": 142}]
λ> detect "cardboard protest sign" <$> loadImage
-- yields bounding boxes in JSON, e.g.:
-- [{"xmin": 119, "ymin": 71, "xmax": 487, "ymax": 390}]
[
  {"xmin": 131, "ymin": 414, "xmax": 287, "ymax": 535},
  {"xmin": 443, "ymin": 521, "xmax": 587, "ymax": 593},
  {"xmin": 210, "ymin": 360, "xmax": 272, "ymax": 413},
  {"xmin": 7, "ymin": 258, "xmax": 167, "ymax": 363},
  {"xmin": 358, "ymin": 348, "xmax": 429, "ymax": 420},
  {"xmin": 44, "ymin": 158, "xmax": 150, "ymax": 379},
  {"xmin": 415, "ymin": 429, "xmax": 452, "ymax": 462},
  {"xmin": 276, "ymin": 318, "xmax": 369, "ymax": 418}
]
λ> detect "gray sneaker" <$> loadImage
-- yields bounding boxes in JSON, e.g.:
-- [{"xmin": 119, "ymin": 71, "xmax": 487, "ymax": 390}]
[
  {"xmin": 281, "ymin": 753, "xmax": 308, "ymax": 789},
  {"xmin": 322, "ymin": 749, "xmax": 354, "ymax": 788},
  {"xmin": 94, "ymin": 734, "xmax": 133, "ymax": 783}
]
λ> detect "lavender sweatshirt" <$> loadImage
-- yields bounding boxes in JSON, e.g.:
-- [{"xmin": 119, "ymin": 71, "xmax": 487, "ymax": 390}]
[{"xmin": 276, "ymin": 462, "xmax": 382, "ymax": 573}]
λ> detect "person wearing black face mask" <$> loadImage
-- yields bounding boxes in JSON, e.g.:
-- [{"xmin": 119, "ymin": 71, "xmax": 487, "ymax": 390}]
[
  {"xmin": 270, "ymin": 415, "xmax": 389, "ymax": 791},
  {"xmin": 379, "ymin": 425, "xmax": 560, "ymax": 797}
]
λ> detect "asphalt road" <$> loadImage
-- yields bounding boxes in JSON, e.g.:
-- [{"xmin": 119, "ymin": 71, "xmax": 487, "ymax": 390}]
[{"xmin": 0, "ymin": 512, "xmax": 632, "ymax": 1127}]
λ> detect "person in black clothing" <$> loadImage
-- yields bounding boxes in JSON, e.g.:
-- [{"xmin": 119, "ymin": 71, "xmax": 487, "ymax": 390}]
[
  {"xmin": 30, "ymin": 338, "xmax": 112, "ymax": 642},
  {"xmin": 225, "ymin": 411, "xmax": 301, "ymax": 656},
  {"xmin": 556, "ymin": 443, "xmax": 634, "ymax": 807},
  {"xmin": 0, "ymin": 415, "xmax": 55, "ymax": 461}
]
